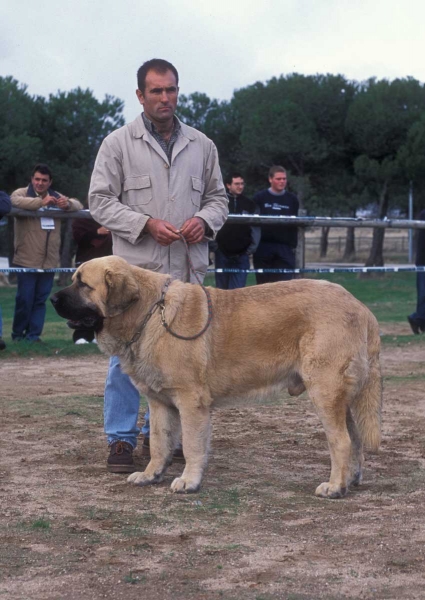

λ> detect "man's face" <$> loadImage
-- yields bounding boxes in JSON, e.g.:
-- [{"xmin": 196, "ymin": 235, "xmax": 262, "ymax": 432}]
[
  {"xmin": 31, "ymin": 172, "xmax": 52, "ymax": 196},
  {"xmin": 226, "ymin": 177, "xmax": 245, "ymax": 196},
  {"xmin": 269, "ymin": 171, "xmax": 287, "ymax": 193},
  {"xmin": 136, "ymin": 69, "xmax": 179, "ymax": 125}
]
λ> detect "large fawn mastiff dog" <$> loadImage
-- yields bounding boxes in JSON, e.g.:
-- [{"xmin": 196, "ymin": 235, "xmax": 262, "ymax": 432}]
[{"xmin": 51, "ymin": 256, "xmax": 382, "ymax": 498}]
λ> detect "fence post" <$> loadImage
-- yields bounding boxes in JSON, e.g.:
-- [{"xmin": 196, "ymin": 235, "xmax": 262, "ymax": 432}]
[{"xmin": 296, "ymin": 209, "xmax": 307, "ymax": 273}]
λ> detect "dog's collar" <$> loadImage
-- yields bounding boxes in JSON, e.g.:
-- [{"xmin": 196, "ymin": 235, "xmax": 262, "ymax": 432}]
[{"xmin": 124, "ymin": 278, "xmax": 171, "ymax": 349}]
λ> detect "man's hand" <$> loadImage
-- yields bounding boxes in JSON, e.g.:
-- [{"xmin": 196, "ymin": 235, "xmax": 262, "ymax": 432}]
[
  {"xmin": 56, "ymin": 195, "xmax": 70, "ymax": 210},
  {"xmin": 180, "ymin": 217, "xmax": 206, "ymax": 244},
  {"xmin": 41, "ymin": 194, "xmax": 59, "ymax": 207},
  {"xmin": 97, "ymin": 226, "xmax": 110, "ymax": 236},
  {"xmin": 145, "ymin": 218, "xmax": 181, "ymax": 246}
]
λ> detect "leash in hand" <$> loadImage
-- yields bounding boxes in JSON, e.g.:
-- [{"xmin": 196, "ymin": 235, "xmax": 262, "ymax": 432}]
[{"xmin": 158, "ymin": 232, "xmax": 213, "ymax": 341}]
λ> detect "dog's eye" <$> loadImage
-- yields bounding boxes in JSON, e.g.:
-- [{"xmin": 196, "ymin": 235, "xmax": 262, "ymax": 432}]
[{"xmin": 78, "ymin": 279, "xmax": 91, "ymax": 289}]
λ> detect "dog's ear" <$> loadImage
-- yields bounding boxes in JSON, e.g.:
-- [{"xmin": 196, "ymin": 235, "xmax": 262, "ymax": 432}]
[{"xmin": 104, "ymin": 268, "xmax": 140, "ymax": 317}]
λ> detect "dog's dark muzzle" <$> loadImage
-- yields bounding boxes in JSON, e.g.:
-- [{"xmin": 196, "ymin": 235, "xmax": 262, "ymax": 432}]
[{"xmin": 50, "ymin": 289, "xmax": 104, "ymax": 332}]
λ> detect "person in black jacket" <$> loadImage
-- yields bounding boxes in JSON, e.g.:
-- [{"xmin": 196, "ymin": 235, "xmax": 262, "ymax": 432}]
[
  {"xmin": 0, "ymin": 191, "xmax": 12, "ymax": 350},
  {"xmin": 408, "ymin": 208, "xmax": 425, "ymax": 334},
  {"xmin": 214, "ymin": 173, "xmax": 260, "ymax": 289},
  {"xmin": 71, "ymin": 216, "xmax": 113, "ymax": 343},
  {"xmin": 253, "ymin": 166, "xmax": 299, "ymax": 284}
]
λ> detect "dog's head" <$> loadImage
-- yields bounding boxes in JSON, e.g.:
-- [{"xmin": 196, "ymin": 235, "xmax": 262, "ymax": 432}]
[{"xmin": 50, "ymin": 256, "xmax": 140, "ymax": 333}]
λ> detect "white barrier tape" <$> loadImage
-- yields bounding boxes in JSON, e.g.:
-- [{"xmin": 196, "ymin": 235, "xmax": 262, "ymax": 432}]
[{"xmin": 2, "ymin": 266, "xmax": 425, "ymax": 275}]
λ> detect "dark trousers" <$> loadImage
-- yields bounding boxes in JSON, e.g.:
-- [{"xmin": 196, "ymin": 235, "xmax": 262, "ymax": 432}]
[
  {"xmin": 12, "ymin": 270, "xmax": 55, "ymax": 341},
  {"xmin": 215, "ymin": 249, "xmax": 250, "ymax": 289},
  {"xmin": 253, "ymin": 242, "xmax": 296, "ymax": 284},
  {"xmin": 409, "ymin": 271, "xmax": 425, "ymax": 328}
]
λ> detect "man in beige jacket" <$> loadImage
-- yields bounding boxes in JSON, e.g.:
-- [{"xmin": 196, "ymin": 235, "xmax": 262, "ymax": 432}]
[
  {"xmin": 89, "ymin": 58, "xmax": 228, "ymax": 473},
  {"xmin": 11, "ymin": 163, "xmax": 82, "ymax": 342}
]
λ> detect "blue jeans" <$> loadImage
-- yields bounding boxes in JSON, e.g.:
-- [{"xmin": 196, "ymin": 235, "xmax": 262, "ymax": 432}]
[
  {"xmin": 215, "ymin": 249, "xmax": 250, "ymax": 289},
  {"xmin": 253, "ymin": 242, "xmax": 296, "ymax": 284},
  {"xmin": 104, "ymin": 355, "xmax": 150, "ymax": 448},
  {"xmin": 12, "ymin": 271, "xmax": 55, "ymax": 341},
  {"xmin": 409, "ymin": 272, "xmax": 425, "ymax": 328}
]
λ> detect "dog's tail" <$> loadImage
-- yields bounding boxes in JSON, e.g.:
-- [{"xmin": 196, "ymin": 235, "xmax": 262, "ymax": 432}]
[{"xmin": 351, "ymin": 315, "xmax": 382, "ymax": 452}]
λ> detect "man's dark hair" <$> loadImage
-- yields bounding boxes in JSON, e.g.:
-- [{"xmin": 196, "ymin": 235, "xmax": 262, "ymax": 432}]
[
  {"xmin": 137, "ymin": 59, "xmax": 179, "ymax": 93},
  {"xmin": 268, "ymin": 165, "xmax": 286, "ymax": 179},
  {"xmin": 32, "ymin": 163, "xmax": 53, "ymax": 180},
  {"xmin": 224, "ymin": 172, "xmax": 244, "ymax": 186}
]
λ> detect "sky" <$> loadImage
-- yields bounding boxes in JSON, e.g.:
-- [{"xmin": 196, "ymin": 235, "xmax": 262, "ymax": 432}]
[{"xmin": 1, "ymin": 0, "xmax": 424, "ymax": 124}]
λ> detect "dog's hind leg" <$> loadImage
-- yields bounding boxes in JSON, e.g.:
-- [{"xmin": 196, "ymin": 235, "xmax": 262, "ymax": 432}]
[
  {"xmin": 170, "ymin": 395, "xmax": 212, "ymax": 494},
  {"xmin": 346, "ymin": 407, "xmax": 364, "ymax": 486},
  {"xmin": 128, "ymin": 399, "xmax": 180, "ymax": 487},
  {"xmin": 305, "ymin": 374, "xmax": 353, "ymax": 499}
]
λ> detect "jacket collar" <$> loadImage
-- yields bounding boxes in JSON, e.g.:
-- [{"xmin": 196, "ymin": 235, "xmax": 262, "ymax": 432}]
[
  {"xmin": 130, "ymin": 114, "xmax": 196, "ymax": 142},
  {"xmin": 27, "ymin": 182, "xmax": 59, "ymax": 199}
]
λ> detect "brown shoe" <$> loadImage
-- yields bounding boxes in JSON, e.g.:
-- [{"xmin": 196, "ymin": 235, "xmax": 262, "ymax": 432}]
[
  {"xmin": 140, "ymin": 437, "xmax": 185, "ymax": 462},
  {"xmin": 107, "ymin": 441, "xmax": 136, "ymax": 473}
]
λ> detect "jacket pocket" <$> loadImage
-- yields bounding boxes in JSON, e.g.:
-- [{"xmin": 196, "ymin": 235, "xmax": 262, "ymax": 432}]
[
  {"xmin": 190, "ymin": 176, "xmax": 205, "ymax": 209},
  {"xmin": 123, "ymin": 175, "xmax": 152, "ymax": 206}
]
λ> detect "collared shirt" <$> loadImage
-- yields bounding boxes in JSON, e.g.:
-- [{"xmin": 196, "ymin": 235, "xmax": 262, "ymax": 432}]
[{"xmin": 142, "ymin": 112, "xmax": 181, "ymax": 163}]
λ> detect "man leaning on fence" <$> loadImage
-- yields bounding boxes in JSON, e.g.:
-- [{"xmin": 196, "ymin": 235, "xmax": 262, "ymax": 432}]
[{"xmin": 10, "ymin": 163, "xmax": 82, "ymax": 342}]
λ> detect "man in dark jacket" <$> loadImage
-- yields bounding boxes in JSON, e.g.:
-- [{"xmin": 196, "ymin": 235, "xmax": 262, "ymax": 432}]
[
  {"xmin": 71, "ymin": 216, "xmax": 113, "ymax": 343},
  {"xmin": 253, "ymin": 166, "xmax": 299, "ymax": 284},
  {"xmin": 0, "ymin": 191, "xmax": 12, "ymax": 350},
  {"xmin": 408, "ymin": 209, "xmax": 425, "ymax": 334},
  {"xmin": 214, "ymin": 173, "xmax": 260, "ymax": 289}
]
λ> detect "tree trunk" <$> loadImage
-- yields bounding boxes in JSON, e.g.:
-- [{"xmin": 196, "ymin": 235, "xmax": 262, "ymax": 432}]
[
  {"xmin": 343, "ymin": 227, "xmax": 356, "ymax": 260},
  {"xmin": 320, "ymin": 227, "xmax": 330, "ymax": 258},
  {"xmin": 365, "ymin": 180, "xmax": 389, "ymax": 267}
]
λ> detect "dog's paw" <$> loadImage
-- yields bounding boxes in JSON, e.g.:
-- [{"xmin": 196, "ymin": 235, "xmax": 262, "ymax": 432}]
[
  {"xmin": 315, "ymin": 482, "xmax": 347, "ymax": 499},
  {"xmin": 127, "ymin": 471, "xmax": 163, "ymax": 486},
  {"xmin": 170, "ymin": 477, "xmax": 200, "ymax": 494}
]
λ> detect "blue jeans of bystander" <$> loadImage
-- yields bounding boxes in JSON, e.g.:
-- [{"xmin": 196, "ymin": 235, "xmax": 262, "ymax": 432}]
[
  {"xmin": 409, "ymin": 272, "xmax": 425, "ymax": 329},
  {"xmin": 12, "ymin": 270, "xmax": 55, "ymax": 341},
  {"xmin": 214, "ymin": 249, "xmax": 249, "ymax": 290}
]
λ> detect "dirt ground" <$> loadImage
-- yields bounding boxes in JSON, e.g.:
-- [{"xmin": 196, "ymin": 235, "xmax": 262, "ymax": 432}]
[{"xmin": 1, "ymin": 323, "xmax": 425, "ymax": 600}]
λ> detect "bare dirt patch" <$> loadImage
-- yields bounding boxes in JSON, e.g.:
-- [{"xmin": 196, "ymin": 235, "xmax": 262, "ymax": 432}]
[{"xmin": 1, "ymin": 344, "xmax": 425, "ymax": 600}]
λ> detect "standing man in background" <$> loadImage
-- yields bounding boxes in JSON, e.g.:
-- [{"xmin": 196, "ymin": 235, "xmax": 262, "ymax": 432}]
[
  {"xmin": 407, "ymin": 208, "xmax": 425, "ymax": 334},
  {"xmin": 253, "ymin": 166, "xmax": 299, "ymax": 284},
  {"xmin": 214, "ymin": 173, "xmax": 260, "ymax": 289},
  {"xmin": 11, "ymin": 164, "xmax": 82, "ymax": 342},
  {"xmin": 0, "ymin": 190, "xmax": 12, "ymax": 350},
  {"xmin": 71, "ymin": 215, "xmax": 113, "ymax": 343},
  {"xmin": 89, "ymin": 58, "xmax": 228, "ymax": 474}
]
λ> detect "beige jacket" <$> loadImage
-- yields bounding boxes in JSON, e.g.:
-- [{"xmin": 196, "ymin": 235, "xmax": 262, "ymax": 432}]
[
  {"xmin": 11, "ymin": 187, "xmax": 83, "ymax": 269},
  {"xmin": 89, "ymin": 115, "xmax": 228, "ymax": 282}
]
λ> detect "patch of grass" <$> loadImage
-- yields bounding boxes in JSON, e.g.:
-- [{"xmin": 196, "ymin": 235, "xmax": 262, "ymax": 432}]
[
  {"xmin": 311, "ymin": 271, "xmax": 417, "ymax": 323},
  {"xmin": 200, "ymin": 488, "xmax": 241, "ymax": 513},
  {"xmin": 380, "ymin": 335, "xmax": 425, "ymax": 347},
  {"xmin": 123, "ymin": 571, "xmax": 146, "ymax": 584},
  {"xmin": 31, "ymin": 517, "xmax": 51, "ymax": 530},
  {"xmin": 383, "ymin": 374, "xmax": 425, "ymax": 382}
]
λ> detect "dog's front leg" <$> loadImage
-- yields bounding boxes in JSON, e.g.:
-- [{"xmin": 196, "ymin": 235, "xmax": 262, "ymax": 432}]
[
  {"xmin": 127, "ymin": 399, "xmax": 180, "ymax": 487},
  {"xmin": 171, "ymin": 400, "xmax": 211, "ymax": 494}
]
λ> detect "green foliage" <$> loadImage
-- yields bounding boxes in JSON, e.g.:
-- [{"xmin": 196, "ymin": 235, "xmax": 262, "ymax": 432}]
[{"xmin": 0, "ymin": 76, "xmax": 124, "ymax": 200}]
